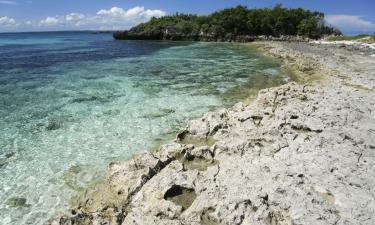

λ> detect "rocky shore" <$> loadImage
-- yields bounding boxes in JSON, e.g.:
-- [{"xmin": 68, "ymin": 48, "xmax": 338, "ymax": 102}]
[
  {"xmin": 46, "ymin": 41, "xmax": 375, "ymax": 225},
  {"xmin": 113, "ymin": 31, "xmax": 312, "ymax": 43}
]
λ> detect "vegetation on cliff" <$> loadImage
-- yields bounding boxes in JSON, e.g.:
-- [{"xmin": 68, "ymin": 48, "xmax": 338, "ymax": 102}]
[
  {"xmin": 329, "ymin": 34, "xmax": 375, "ymax": 42},
  {"xmin": 114, "ymin": 5, "xmax": 341, "ymax": 41}
]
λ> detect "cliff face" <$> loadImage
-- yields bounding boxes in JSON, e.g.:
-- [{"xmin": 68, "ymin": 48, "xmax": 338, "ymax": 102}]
[{"xmin": 46, "ymin": 42, "xmax": 375, "ymax": 225}]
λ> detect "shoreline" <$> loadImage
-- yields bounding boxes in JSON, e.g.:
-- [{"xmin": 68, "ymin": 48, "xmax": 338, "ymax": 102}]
[{"xmin": 46, "ymin": 41, "xmax": 375, "ymax": 225}]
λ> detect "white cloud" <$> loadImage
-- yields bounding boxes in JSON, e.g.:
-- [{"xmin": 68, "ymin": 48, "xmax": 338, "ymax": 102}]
[
  {"xmin": 0, "ymin": 16, "xmax": 17, "ymax": 27},
  {"xmin": 97, "ymin": 6, "xmax": 165, "ymax": 20},
  {"xmin": 36, "ymin": 6, "xmax": 166, "ymax": 30},
  {"xmin": 39, "ymin": 16, "xmax": 60, "ymax": 26},
  {"xmin": 66, "ymin": 13, "xmax": 85, "ymax": 22},
  {"xmin": 0, "ymin": 1, "xmax": 16, "ymax": 5},
  {"xmin": 94, "ymin": 6, "xmax": 165, "ymax": 29},
  {"xmin": 326, "ymin": 15, "xmax": 375, "ymax": 33}
]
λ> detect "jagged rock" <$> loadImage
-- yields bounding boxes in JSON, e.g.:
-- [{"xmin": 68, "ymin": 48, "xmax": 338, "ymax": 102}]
[{"xmin": 108, "ymin": 152, "xmax": 167, "ymax": 199}]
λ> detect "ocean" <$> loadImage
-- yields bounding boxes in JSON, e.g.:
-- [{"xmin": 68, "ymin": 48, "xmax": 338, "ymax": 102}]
[{"xmin": 0, "ymin": 31, "xmax": 286, "ymax": 224}]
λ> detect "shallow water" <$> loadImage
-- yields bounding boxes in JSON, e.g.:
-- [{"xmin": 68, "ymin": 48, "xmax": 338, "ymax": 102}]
[{"xmin": 0, "ymin": 31, "xmax": 285, "ymax": 225}]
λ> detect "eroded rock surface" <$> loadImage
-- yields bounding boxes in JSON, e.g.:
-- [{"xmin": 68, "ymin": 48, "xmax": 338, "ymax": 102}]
[{"xmin": 46, "ymin": 42, "xmax": 375, "ymax": 225}]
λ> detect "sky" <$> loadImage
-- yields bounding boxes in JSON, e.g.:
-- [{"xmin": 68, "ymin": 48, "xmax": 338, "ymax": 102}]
[{"xmin": 0, "ymin": 0, "xmax": 375, "ymax": 34}]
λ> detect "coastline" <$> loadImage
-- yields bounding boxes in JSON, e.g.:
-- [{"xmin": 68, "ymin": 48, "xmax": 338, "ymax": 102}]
[{"xmin": 46, "ymin": 41, "xmax": 375, "ymax": 225}]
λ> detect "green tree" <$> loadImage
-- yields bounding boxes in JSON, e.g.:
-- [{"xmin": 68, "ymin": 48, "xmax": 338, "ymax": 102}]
[
  {"xmin": 298, "ymin": 18, "xmax": 318, "ymax": 38},
  {"xmin": 114, "ymin": 5, "xmax": 341, "ymax": 40}
]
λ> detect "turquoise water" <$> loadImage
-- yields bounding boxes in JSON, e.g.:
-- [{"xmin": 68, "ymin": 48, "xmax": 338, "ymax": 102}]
[{"xmin": 0, "ymin": 32, "xmax": 286, "ymax": 225}]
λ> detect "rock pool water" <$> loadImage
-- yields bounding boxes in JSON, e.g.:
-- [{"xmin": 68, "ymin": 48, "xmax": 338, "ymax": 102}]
[{"xmin": 0, "ymin": 32, "xmax": 286, "ymax": 224}]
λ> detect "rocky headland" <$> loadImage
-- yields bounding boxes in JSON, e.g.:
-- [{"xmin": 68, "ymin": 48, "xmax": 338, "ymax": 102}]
[{"xmin": 46, "ymin": 41, "xmax": 375, "ymax": 225}]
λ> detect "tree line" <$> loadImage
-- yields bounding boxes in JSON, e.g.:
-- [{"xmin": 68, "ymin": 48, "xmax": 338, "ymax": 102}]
[{"xmin": 114, "ymin": 5, "xmax": 341, "ymax": 41}]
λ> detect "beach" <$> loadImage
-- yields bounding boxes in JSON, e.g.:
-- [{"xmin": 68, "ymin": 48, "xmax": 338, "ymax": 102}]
[{"xmin": 46, "ymin": 41, "xmax": 375, "ymax": 225}]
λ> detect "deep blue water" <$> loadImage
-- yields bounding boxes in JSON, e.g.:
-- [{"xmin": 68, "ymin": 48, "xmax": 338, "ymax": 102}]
[{"xmin": 0, "ymin": 31, "xmax": 286, "ymax": 225}]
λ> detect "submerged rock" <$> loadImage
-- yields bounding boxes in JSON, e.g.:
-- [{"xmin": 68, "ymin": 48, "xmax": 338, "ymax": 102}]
[
  {"xmin": 46, "ymin": 119, "xmax": 63, "ymax": 131},
  {"xmin": 6, "ymin": 197, "xmax": 30, "ymax": 208},
  {"xmin": 0, "ymin": 152, "xmax": 15, "ymax": 168},
  {"xmin": 144, "ymin": 108, "xmax": 176, "ymax": 119}
]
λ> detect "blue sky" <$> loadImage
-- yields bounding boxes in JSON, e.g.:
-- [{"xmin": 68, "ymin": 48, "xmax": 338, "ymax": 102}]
[{"xmin": 0, "ymin": 0, "xmax": 375, "ymax": 34}]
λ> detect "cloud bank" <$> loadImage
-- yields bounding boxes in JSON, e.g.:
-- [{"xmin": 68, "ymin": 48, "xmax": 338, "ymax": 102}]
[
  {"xmin": 326, "ymin": 15, "xmax": 375, "ymax": 34},
  {"xmin": 1, "ymin": 6, "xmax": 166, "ymax": 31},
  {"xmin": 0, "ymin": 16, "xmax": 17, "ymax": 27}
]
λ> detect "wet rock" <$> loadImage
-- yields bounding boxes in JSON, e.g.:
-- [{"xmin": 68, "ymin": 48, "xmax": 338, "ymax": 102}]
[
  {"xmin": 176, "ymin": 134, "xmax": 216, "ymax": 147},
  {"xmin": 164, "ymin": 185, "xmax": 197, "ymax": 211}
]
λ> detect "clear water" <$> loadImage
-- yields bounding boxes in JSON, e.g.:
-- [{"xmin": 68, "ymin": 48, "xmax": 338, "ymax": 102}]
[{"xmin": 0, "ymin": 32, "xmax": 286, "ymax": 225}]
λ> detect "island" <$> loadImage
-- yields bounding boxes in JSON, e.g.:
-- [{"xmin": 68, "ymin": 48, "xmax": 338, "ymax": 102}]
[{"xmin": 113, "ymin": 5, "xmax": 341, "ymax": 42}]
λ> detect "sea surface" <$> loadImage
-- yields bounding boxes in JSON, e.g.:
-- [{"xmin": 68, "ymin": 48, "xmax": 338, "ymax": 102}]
[{"xmin": 0, "ymin": 31, "xmax": 286, "ymax": 225}]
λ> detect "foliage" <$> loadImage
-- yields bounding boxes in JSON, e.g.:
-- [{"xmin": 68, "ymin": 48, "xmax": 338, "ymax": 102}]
[
  {"xmin": 329, "ymin": 34, "xmax": 375, "ymax": 41},
  {"xmin": 116, "ymin": 5, "xmax": 341, "ymax": 40}
]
